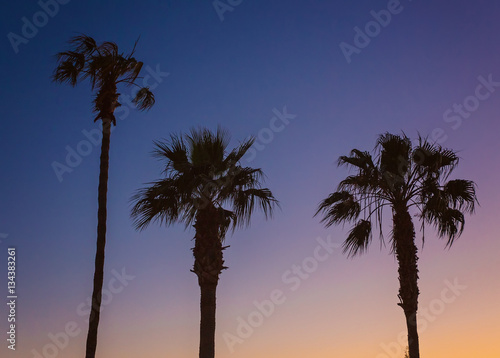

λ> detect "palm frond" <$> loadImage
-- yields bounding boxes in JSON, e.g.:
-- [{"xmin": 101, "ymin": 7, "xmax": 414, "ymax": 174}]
[
  {"xmin": 338, "ymin": 149, "xmax": 375, "ymax": 171},
  {"xmin": 343, "ymin": 220, "xmax": 372, "ymax": 257},
  {"xmin": 131, "ymin": 179, "xmax": 184, "ymax": 230},
  {"xmin": 218, "ymin": 208, "xmax": 236, "ymax": 239},
  {"xmin": 98, "ymin": 40, "xmax": 119, "ymax": 57},
  {"xmin": 133, "ymin": 87, "xmax": 155, "ymax": 111},
  {"xmin": 217, "ymin": 167, "xmax": 264, "ymax": 198},
  {"xmin": 338, "ymin": 174, "xmax": 377, "ymax": 192},
  {"xmin": 52, "ymin": 51, "xmax": 87, "ymax": 85},
  {"xmin": 413, "ymin": 138, "xmax": 458, "ymax": 177},
  {"xmin": 443, "ymin": 179, "xmax": 477, "ymax": 213},
  {"xmin": 223, "ymin": 136, "xmax": 255, "ymax": 167},
  {"xmin": 127, "ymin": 36, "xmax": 141, "ymax": 59},
  {"xmin": 69, "ymin": 34, "xmax": 98, "ymax": 56},
  {"xmin": 127, "ymin": 61, "xmax": 144, "ymax": 84},
  {"xmin": 315, "ymin": 191, "xmax": 360, "ymax": 227},
  {"xmin": 152, "ymin": 135, "xmax": 190, "ymax": 174},
  {"xmin": 434, "ymin": 208, "xmax": 465, "ymax": 247},
  {"xmin": 230, "ymin": 188, "xmax": 278, "ymax": 229}
]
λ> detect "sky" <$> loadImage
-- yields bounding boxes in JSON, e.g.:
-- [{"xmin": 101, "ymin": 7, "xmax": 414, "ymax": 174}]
[{"xmin": 1, "ymin": 0, "xmax": 500, "ymax": 357}]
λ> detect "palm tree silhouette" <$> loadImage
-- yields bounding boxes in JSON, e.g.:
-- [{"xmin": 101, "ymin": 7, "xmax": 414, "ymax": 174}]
[
  {"xmin": 52, "ymin": 35, "xmax": 155, "ymax": 358},
  {"xmin": 315, "ymin": 132, "xmax": 477, "ymax": 358},
  {"xmin": 131, "ymin": 127, "xmax": 278, "ymax": 358}
]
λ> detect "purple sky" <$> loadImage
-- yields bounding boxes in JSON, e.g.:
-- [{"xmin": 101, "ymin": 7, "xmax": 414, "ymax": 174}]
[{"xmin": 1, "ymin": 1, "xmax": 499, "ymax": 357}]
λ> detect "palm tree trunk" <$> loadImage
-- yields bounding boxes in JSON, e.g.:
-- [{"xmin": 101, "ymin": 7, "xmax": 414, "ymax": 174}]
[
  {"xmin": 85, "ymin": 119, "xmax": 111, "ymax": 358},
  {"xmin": 199, "ymin": 281, "xmax": 218, "ymax": 358},
  {"xmin": 393, "ymin": 206, "xmax": 420, "ymax": 358},
  {"xmin": 192, "ymin": 206, "xmax": 225, "ymax": 358}
]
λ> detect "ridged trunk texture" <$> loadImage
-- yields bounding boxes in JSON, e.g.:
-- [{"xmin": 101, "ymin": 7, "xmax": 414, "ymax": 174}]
[
  {"xmin": 85, "ymin": 119, "xmax": 111, "ymax": 358},
  {"xmin": 192, "ymin": 205, "xmax": 225, "ymax": 358},
  {"xmin": 393, "ymin": 205, "xmax": 420, "ymax": 358}
]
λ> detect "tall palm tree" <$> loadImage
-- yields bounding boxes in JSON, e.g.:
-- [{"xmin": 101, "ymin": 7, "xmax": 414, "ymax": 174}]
[
  {"xmin": 131, "ymin": 127, "xmax": 278, "ymax": 358},
  {"xmin": 315, "ymin": 133, "xmax": 477, "ymax": 358},
  {"xmin": 52, "ymin": 35, "xmax": 155, "ymax": 358}
]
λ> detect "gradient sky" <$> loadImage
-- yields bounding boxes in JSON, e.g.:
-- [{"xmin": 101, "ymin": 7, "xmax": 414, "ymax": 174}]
[{"xmin": 1, "ymin": 1, "xmax": 500, "ymax": 357}]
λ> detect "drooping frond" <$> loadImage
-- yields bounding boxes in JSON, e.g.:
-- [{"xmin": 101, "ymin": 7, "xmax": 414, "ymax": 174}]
[
  {"xmin": 215, "ymin": 208, "xmax": 234, "ymax": 239},
  {"xmin": 68, "ymin": 34, "xmax": 98, "ymax": 56},
  {"xmin": 133, "ymin": 87, "xmax": 155, "ymax": 111},
  {"xmin": 423, "ymin": 206, "xmax": 465, "ymax": 247},
  {"xmin": 217, "ymin": 167, "xmax": 263, "ymax": 194},
  {"xmin": 338, "ymin": 149, "xmax": 375, "ymax": 172},
  {"xmin": 229, "ymin": 188, "xmax": 278, "ymax": 229},
  {"xmin": 413, "ymin": 137, "xmax": 459, "ymax": 178},
  {"xmin": 419, "ymin": 182, "xmax": 469, "ymax": 247},
  {"xmin": 338, "ymin": 174, "xmax": 378, "ymax": 193},
  {"xmin": 443, "ymin": 179, "xmax": 477, "ymax": 213},
  {"xmin": 131, "ymin": 178, "xmax": 185, "ymax": 230},
  {"xmin": 52, "ymin": 51, "xmax": 87, "ymax": 86},
  {"xmin": 343, "ymin": 220, "xmax": 372, "ymax": 257},
  {"xmin": 315, "ymin": 191, "xmax": 360, "ymax": 227},
  {"xmin": 126, "ymin": 60, "xmax": 143, "ymax": 84},
  {"xmin": 336, "ymin": 148, "xmax": 383, "ymax": 196},
  {"xmin": 98, "ymin": 40, "xmax": 119, "ymax": 57}
]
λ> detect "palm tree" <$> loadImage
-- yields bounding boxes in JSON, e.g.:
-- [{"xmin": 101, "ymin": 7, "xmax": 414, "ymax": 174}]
[
  {"xmin": 52, "ymin": 35, "xmax": 155, "ymax": 358},
  {"xmin": 315, "ymin": 133, "xmax": 477, "ymax": 358},
  {"xmin": 131, "ymin": 127, "xmax": 278, "ymax": 358}
]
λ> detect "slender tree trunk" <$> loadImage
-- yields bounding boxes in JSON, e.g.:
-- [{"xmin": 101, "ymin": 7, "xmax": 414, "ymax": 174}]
[
  {"xmin": 85, "ymin": 119, "xmax": 111, "ymax": 358},
  {"xmin": 393, "ymin": 205, "xmax": 420, "ymax": 358},
  {"xmin": 192, "ymin": 206, "xmax": 225, "ymax": 358},
  {"xmin": 199, "ymin": 282, "xmax": 218, "ymax": 358}
]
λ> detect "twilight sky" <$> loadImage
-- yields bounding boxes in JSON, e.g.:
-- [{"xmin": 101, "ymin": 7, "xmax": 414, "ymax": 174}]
[{"xmin": 1, "ymin": 1, "xmax": 500, "ymax": 357}]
